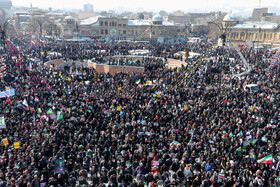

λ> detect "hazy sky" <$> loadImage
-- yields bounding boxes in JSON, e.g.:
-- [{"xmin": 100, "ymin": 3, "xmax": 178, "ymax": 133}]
[{"xmin": 12, "ymin": 0, "xmax": 280, "ymax": 16}]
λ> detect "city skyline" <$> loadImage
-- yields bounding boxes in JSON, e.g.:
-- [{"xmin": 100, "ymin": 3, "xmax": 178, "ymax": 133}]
[{"xmin": 12, "ymin": 0, "xmax": 280, "ymax": 17}]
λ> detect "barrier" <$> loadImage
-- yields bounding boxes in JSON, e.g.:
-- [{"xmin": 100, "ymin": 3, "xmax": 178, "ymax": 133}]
[{"xmin": 88, "ymin": 61, "xmax": 144, "ymax": 76}]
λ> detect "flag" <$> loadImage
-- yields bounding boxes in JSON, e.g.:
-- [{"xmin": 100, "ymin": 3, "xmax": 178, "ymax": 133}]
[
  {"xmin": 7, "ymin": 96, "xmax": 10, "ymax": 104},
  {"xmin": 188, "ymin": 130, "xmax": 194, "ymax": 135},
  {"xmin": 270, "ymin": 93, "xmax": 274, "ymax": 102},
  {"xmin": 110, "ymin": 104, "xmax": 114, "ymax": 110},
  {"xmin": 31, "ymin": 41, "xmax": 35, "ymax": 45},
  {"xmin": 250, "ymin": 139, "xmax": 258, "ymax": 145},
  {"xmin": 57, "ymin": 111, "xmax": 63, "ymax": 121},
  {"xmin": 249, "ymin": 180, "xmax": 254, "ymax": 186},
  {"xmin": 50, "ymin": 64, "xmax": 53, "ymax": 69},
  {"xmin": 243, "ymin": 141, "xmax": 250, "ymax": 146},
  {"xmin": 257, "ymin": 154, "xmax": 273, "ymax": 164},
  {"xmin": 23, "ymin": 99, "xmax": 28, "ymax": 107},
  {"xmin": 218, "ymin": 173, "xmax": 224, "ymax": 178},
  {"xmin": 136, "ymin": 79, "xmax": 141, "ymax": 85},
  {"xmin": 210, "ymin": 175, "xmax": 214, "ymax": 182},
  {"xmin": 47, "ymin": 108, "xmax": 53, "ymax": 114},
  {"xmin": 231, "ymin": 75, "xmax": 237, "ymax": 80},
  {"xmin": 261, "ymin": 136, "xmax": 268, "ymax": 142},
  {"xmin": 15, "ymin": 163, "xmax": 20, "ymax": 169},
  {"xmin": 277, "ymin": 176, "xmax": 280, "ymax": 181},
  {"xmin": 126, "ymin": 162, "xmax": 132, "ymax": 167}
]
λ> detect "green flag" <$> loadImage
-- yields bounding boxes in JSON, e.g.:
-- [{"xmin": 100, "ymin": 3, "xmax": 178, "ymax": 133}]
[{"xmin": 57, "ymin": 111, "xmax": 63, "ymax": 121}]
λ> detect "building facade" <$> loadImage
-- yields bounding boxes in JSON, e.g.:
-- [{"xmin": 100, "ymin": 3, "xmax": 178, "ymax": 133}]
[
  {"xmin": 226, "ymin": 22, "xmax": 280, "ymax": 45},
  {"xmin": 61, "ymin": 14, "xmax": 179, "ymax": 43},
  {"xmin": 222, "ymin": 13, "xmax": 280, "ymax": 45},
  {"xmin": 207, "ymin": 13, "xmax": 280, "ymax": 46}
]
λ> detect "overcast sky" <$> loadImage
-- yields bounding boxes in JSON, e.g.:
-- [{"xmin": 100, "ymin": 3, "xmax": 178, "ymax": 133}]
[{"xmin": 12, "ymin": 0, "xmax": 280, "ymax": 17}]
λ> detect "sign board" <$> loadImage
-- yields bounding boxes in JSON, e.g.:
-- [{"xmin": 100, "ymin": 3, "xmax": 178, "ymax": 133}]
[{"xmin": 0, "ymin": 117, "xmax": 6, "ymax": 129}]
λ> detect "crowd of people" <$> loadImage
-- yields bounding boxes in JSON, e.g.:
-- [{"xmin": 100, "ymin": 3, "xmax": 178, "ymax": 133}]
[{"xmin": 0, "ymin": 38, "xmax": 279, "ymax": 187}]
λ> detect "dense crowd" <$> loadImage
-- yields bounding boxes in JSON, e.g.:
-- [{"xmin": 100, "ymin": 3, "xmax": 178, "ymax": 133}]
[{"xmin": 0, "ymin": 39, "xmax": 279, "ymax": 187}]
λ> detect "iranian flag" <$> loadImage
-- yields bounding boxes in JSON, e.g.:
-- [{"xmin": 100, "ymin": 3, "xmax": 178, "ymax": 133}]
[
  {"xmin": 31, "ymin": 41, "xmax": 35, "ymax": 45},
  {"xmin": 40, "ymin": 40, "xmax": 44, "ymax": 44},
  {"xmin": 136, "ymin": 79, "xmax": 141, "ymax": 85},
  {"xmin": 218, "ymin": 173, "xmax": 225, "ymax": 178},
  {"xmin": 126, "ymin": 162, "xmax": 132, "ymax": 167},
  {"xmin": 270, "ymin": 93, "xmax": 274, "ymax": 102},
  {"xmin": 15, "ymin": 163, "xmax": 20, "ymax": 169},
  {"xmin": 257, "ymin": 154, "xmax": 273, "ymax": 164},
  {"xmin": 231, "ymin": 75, "xmax": 237, "ymax": 80}
]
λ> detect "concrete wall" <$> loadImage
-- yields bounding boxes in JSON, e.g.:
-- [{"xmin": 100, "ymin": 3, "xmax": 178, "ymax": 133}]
[
  {"xmin": 88, "ymin": 61, "xmax": 144, "ymax": 76},
  {"xmin": 168, "ymin": 58, "xmax": 186, "ymax": 69}
]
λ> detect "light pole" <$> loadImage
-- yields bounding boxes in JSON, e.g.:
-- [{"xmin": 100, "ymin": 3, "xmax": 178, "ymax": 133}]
[{"xmin": 208, "ymin": 22, "xmax": 230, "ymax": 46}]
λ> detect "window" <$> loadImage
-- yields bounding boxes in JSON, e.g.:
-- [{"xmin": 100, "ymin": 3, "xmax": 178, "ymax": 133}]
[
  {"xmin": 101, "ymin": 29, "xmax": 104, "ymax": 34},
  {"xmin": 100, "ymin": 21, "xmax": 103, "ymax": 26},
  {"xmin": 240, "ymin": 32, "xmax": 245, "ymax": 40},
  {"xmin": 109, "ymin": 22, "xmax": 111, "ymax": 26},
  {"xmin": 118, "ymin": 24, "xmax": 122, "ymax": 27},
  {"xmin": 123, "ymin": 30, "xmax": 126, "ymax": 34},
  {"xmin": 135, "ymin": 31, "xmax": 138, "ymax": 35},
  {"xmin": 64, "ymin": 29, "xmax": 70, "ymax": 35},
  {"xmin": 105, "ymin": 21, "xmax": 108, "ymax": 26},
  {"xmin": 123, "ymin": 24, "xmax": 126, "ymax": 27},
  {"xmin": 105, "ymin": 29, "xmax": 108, "ymax": 35}
]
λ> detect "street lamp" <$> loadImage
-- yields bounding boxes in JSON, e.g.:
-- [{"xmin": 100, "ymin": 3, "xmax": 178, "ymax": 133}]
[{"xmin": 209, "ymin": 21, "xmax": 231, "ymax": 46}]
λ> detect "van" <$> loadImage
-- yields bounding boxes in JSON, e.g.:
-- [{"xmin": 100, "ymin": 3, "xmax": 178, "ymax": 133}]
[{"xmin": 244, "ymin": 84, "xmax": 260, "ymax": 93}]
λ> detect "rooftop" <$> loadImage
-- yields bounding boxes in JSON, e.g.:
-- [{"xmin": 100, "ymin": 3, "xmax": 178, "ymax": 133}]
[
  {"xmin": 128, "ymin": 19, "xmax": 175, "ymax": 26},
  {"xmin": 80, "ymin": 16, "xmax": 103, "ymax": 26},
  {"xmin": 232, "ymin": 21, "xmax": 279, "ymax": 30}
]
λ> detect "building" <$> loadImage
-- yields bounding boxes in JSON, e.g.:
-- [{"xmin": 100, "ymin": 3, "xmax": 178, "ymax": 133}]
[
  {"xmin": 252, "ymin": 8, "xmax": 268, "ymax": 22},
  {"xmin": 223, "ymin": 13, "xmax": 280, "ymax": 45},
  {"xmin": 0, "ymin": 0, "xmax": 12, "ymax": 10},
  {"xmin": 83, "ymin": 4, "xmax": 93, "ymax": 12},
  {"xmin": 61, "ymin": 14, "xmax": 179, "ymax": 43}
]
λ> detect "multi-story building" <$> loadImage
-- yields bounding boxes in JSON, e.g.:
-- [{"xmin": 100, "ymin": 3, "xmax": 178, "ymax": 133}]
[
  {"xmin": 0, "ymin": 0, "xmax": 12, "ymax": 10},
  {"xmin": 61, "ymin": 14, "xmax": 179, "ymax": 43},
  {"xmin": 83, "ymin": 4, "xmax": 94, "ymax": 12},
  {"xmin": 222, "ymin": 13, "xmax": 280, "ymax": 46}
]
